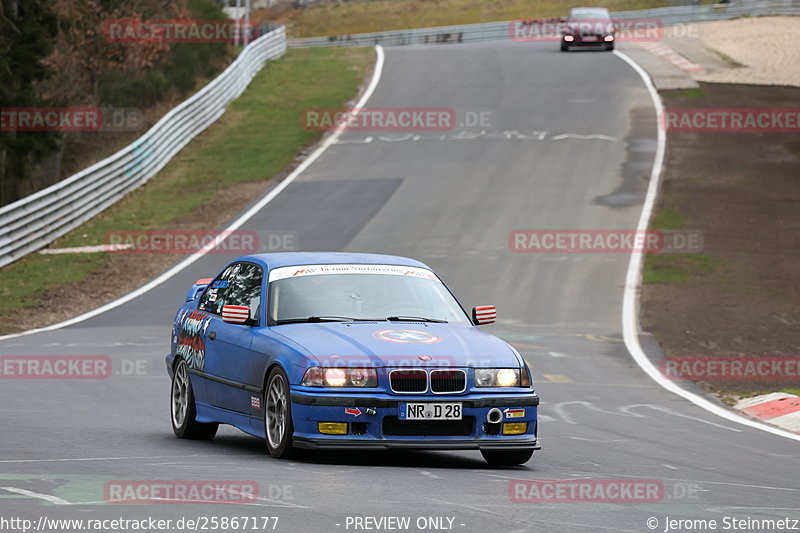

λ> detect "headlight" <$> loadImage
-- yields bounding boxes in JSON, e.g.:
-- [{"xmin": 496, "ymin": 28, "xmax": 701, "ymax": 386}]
[
  {"xmin": 324, "ymin": 368, "xmax": 348, "ymax": 386},
  {"xmin": 301, "ymin": 367, "xmax": 377, "ymax": 387},
  {"xmin": 475, "ymin": 368, "xmax": 521, "ymax": 387}
]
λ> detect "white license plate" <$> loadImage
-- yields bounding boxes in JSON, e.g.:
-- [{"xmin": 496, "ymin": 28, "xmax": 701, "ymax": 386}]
[
  {"xmin": 582, "ymin": 35, "xmax": 598, "ymax": 42},
  {"xmin": 399, "ymin": 402, "xmax": 462, "ymax": 420}
]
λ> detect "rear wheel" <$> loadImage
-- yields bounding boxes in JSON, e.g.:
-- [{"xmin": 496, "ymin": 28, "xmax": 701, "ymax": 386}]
[
  {"xmin": 171, "ymin": 359, "xmax": 218, "ymax": 439},
  {"xmin": 481, "ymin": 449, "xmax": 534, "ymax": 466},
  {"xmin": 264, "ymin": 367, "xmax": 297, "ymax": 459}
]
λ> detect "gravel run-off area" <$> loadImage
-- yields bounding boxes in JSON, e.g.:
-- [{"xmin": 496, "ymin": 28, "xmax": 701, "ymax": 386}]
[{"xmin": 681, "ymin": 16, "xmax": 800, "ymax": 87}]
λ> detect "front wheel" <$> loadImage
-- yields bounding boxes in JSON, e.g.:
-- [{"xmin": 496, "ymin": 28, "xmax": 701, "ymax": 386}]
[
  {"xmin": 171, "ymin": 359, "xmax": 218, "ymax": 439},
  {"xmin": 264, "ymin": 367, "xmax": 297, "ymax": 458},
  {"xmin": 481, "ymin": 449, "xmax": 534, "ymax": 466},
  {"xmin": 605, "ymin": 43, "xmax": 615, "ymax": 51},
  {"xmin": 560, "ymin": 43, "xmax": 569, "ymax": 52}
]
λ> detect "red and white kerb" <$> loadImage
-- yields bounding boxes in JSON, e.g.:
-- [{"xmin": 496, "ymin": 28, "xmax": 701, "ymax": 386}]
[
  {"xmin": 473, "ymin": 305, "xmax": 497, "ymax": 325},
  {"xmin": 222, "ymin": 305, "xmax": 250, "ymax": 324}
]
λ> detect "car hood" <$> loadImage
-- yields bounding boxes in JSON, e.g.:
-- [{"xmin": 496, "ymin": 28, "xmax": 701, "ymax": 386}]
[
  {"xmin": 271, "ymin": 322, "xmax": 520, "ymax": 368},
  {"xmin": 565, "ymin": 21, "xmax": 614, "ymax": 33}
]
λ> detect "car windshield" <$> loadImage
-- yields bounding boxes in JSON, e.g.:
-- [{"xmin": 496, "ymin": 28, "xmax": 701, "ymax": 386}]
[
  {"xmin": 267, "ymin": 265, "xmax": 469, "ymax": 325},
  {"xmin": 569, "ymin": 11, "xmax": 610, "ymax": 20}
]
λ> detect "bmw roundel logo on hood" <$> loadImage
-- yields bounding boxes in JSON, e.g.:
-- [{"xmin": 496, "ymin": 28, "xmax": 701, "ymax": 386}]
[{"xmin": 372, "ymin": 329, "xmax": 443, "ymax": 344}]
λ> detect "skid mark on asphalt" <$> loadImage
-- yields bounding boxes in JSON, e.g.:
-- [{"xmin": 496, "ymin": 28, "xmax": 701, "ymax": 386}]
[{"xmin": 549, "ymin": 401, "xmax": 740, "ymax": 431}]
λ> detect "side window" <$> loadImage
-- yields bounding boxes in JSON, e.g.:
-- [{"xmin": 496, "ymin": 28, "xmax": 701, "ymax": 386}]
[
  {"xmin": 225, "ymin": 263, "xmax": 263, "ymax": 324},
  {"xmin": 198, "ymin": 264, "xmax": 237, "ymax": 316}
]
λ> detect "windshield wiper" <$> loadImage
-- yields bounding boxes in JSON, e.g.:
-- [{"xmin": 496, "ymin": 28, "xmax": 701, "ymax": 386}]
[
  {"xmin": 386, "ymin": 316, "xmax": 448, "ymax": 323},
  {"xmin": 275, "ymin": 315, "xmax": 360, "ymax": 325}
]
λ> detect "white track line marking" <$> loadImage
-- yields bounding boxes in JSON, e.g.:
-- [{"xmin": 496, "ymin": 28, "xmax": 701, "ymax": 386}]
[
  {"xmin": 39, "ymin": 244, "xmax": 133, "ymax": 254},
  {"xmin": 551, "ymin": 133, "xmax": 617, "ymax": 141},
  {"xmin": 0, "ymin": 486, "xmax": 307, "ymax": 508},
  {"xmin": 1, "ymin": 487, "xmax": 70, "ymax": 505},
  {"xmin": 613, "ymin": 49, "xmax": 800, "ymax": 443},
  {"xmin": 416, "ymin": 469, "xmax": 442, "ymax": 479},
  {"xmin": 0, "ymin": 46, "xmax": 386, "ymax": 343}
]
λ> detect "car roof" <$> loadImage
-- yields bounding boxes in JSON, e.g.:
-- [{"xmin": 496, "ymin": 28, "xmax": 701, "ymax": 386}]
[
  {"xmin": 234, "ymin": 251, "xmax": 431, "ymax": 271},
  {"xmin": 569, "ymin": 7, "xmax": 611, "ymax": 15}
]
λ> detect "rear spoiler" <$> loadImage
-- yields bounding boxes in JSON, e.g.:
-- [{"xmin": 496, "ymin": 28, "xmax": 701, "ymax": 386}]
[{"xmin": 185, "ymin": 278, "xmax": 213, "ymax": 302}]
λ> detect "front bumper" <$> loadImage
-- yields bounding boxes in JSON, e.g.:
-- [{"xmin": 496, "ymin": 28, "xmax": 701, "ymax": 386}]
[
  {"xmin": 294, "ymin": 437, "xmax": 540, "ymax": 450},
  {"xmin": 562, "ymin": 34, "xmax": 613, "ymax": 47},
  {"xmin": 290, "ymin": 390, "xmax": 540, "ymax": 451}
]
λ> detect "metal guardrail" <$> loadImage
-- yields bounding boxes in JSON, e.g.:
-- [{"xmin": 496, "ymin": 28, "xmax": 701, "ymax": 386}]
[
  {"xmin": 0, "ymin": 26, "xmax": 287, "ymax": 269},
  {"xmin": 287, "ymin": 0, "xmax": 800, "ymax": 48}
]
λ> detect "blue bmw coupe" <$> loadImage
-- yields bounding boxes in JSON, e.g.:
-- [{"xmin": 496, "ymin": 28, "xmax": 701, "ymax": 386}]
[{"xmin": 167, "ymin": 252, "xmax": 540, "ymax": 465}]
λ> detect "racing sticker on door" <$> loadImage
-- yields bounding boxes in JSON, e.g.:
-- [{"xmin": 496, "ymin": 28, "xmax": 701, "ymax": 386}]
[
  {"xmin": 372, "ymin": 329, "xmax": 442, "ymax": 344},
  {"xmin": 174, "ymin": 310, "xmax": 212, "ymax": 371}
]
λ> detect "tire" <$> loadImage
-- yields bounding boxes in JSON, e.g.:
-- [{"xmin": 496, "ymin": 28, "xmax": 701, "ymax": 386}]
[
  {"xmin": 480, "ymin": 449, "xmax": 534, "ymax": 466},
  {"xmin": 263, "ymin": 366, "xmax": 297, "ymax": 459},
  {"xmin": 171, "ymin": 359, "xmax": 218, "ymax": 439},
  {"xmin": 560, "ymin": 43, "xmax": 569, "ymax": 52},
  {"xmin": 605, "ymin": 43, "xmax": 615, "ymax": 51}
]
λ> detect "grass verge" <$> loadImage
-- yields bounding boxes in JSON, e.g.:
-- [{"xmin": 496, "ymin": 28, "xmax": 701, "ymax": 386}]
[
  {"xmin": 642, "ymin": 82, "xmax": 800, "ymax": 400},
  {"xmin": 0, "ymin": 47, "xmax": 374, "ymax": 330},
  {"xmin": 262, "ymin": 0, "xmax": 718, "ymax": 38},
  {"xmin": 644, "ymin": 207, "xmax": 723, "ymax": 284}
]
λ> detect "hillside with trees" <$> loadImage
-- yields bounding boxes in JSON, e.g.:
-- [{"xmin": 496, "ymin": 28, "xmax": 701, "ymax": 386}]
[{"xmin": 0, "ymin": 0, "xmax": 231, "ymax": 207}]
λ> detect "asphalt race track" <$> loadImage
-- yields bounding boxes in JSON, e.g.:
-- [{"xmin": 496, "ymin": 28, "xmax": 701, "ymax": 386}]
[{"xmin": 1, "ymin": 41, "xmax": 798, "ymax": 533}]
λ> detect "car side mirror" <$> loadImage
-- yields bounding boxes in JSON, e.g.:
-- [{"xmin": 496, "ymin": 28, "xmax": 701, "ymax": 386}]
[
  {"xmin": 222, "ymin": 305, "xmax": 254, "ymax": 326},
  {"xmin": 472, "ymin": 305, "xmax": 496, "ymax": 325}
]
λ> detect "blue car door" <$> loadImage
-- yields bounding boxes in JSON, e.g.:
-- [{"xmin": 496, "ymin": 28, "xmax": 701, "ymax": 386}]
[{"xmin": 196, "ymin": 262, "xmax": 262, "ymax": 414}]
